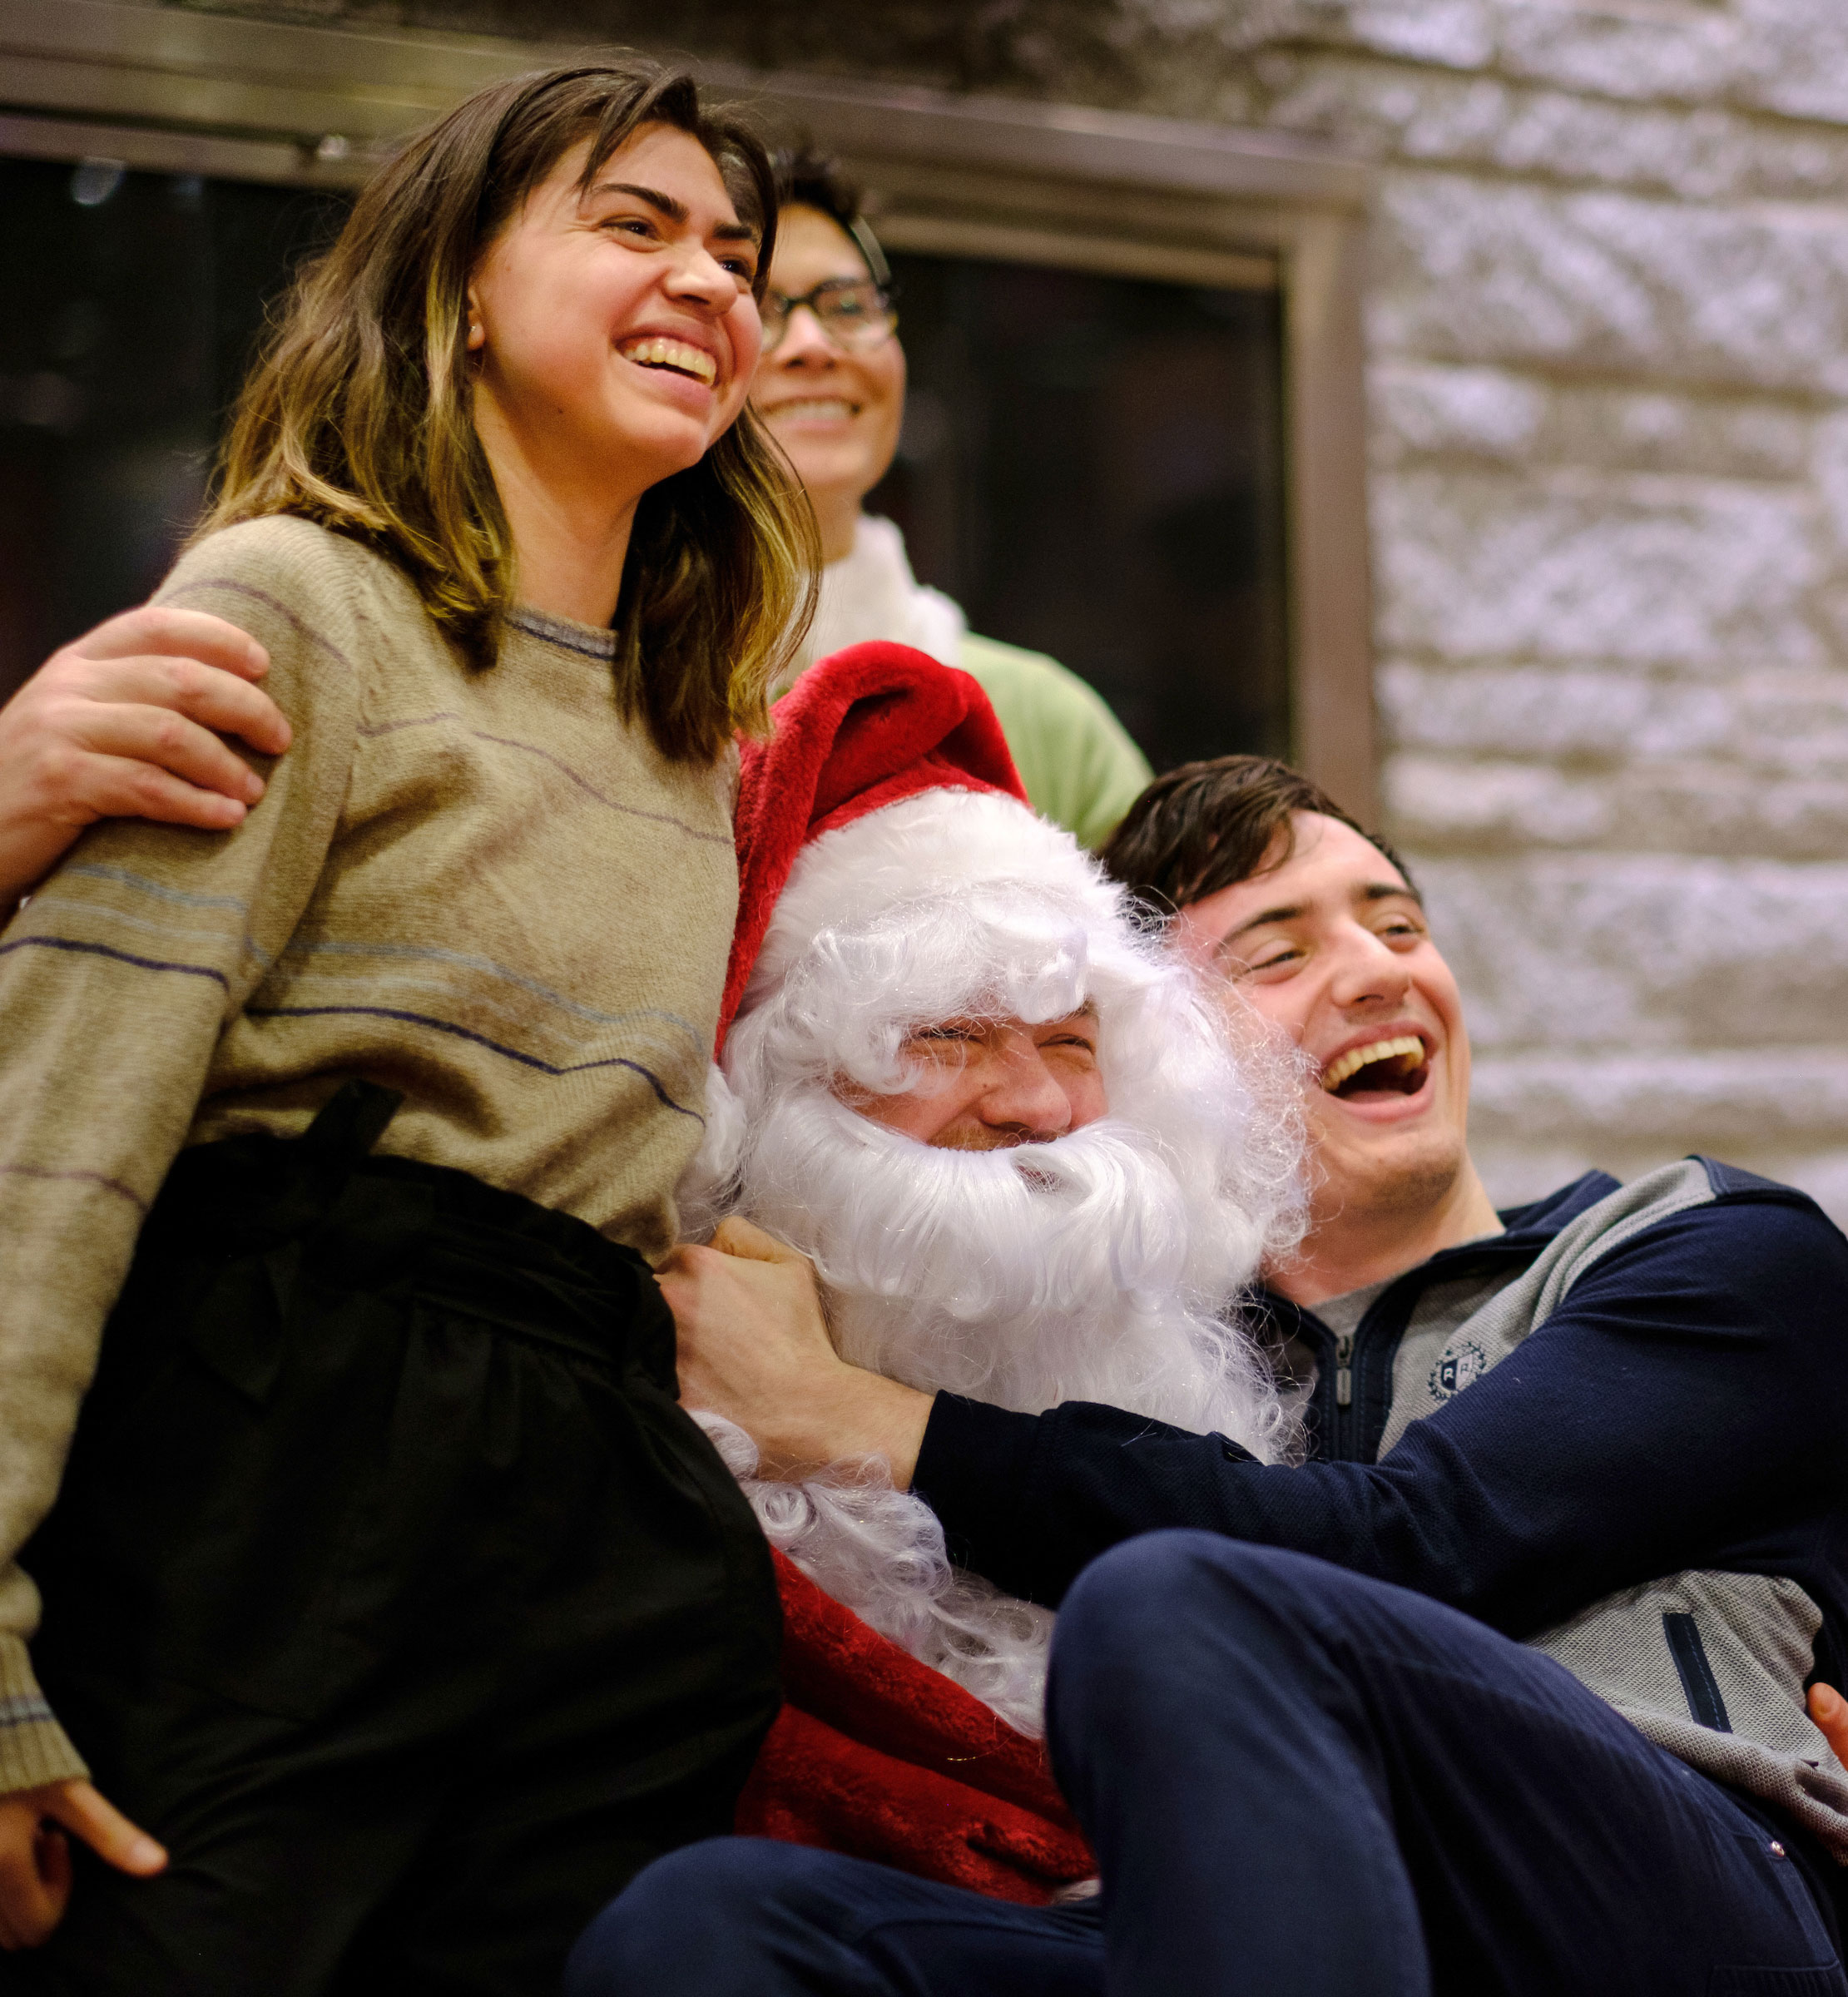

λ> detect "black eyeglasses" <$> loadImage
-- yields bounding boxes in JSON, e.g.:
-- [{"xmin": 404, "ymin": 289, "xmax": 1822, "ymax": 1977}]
[{"xmin": 761, "ymin": 277, "xmax": 899, "ymax": 354}]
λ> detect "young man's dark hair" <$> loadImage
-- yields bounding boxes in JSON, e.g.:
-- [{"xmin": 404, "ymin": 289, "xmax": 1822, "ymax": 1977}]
[{"xmin": 1098, "ymin": 753, "xmax": 1414, "ymax": 911}]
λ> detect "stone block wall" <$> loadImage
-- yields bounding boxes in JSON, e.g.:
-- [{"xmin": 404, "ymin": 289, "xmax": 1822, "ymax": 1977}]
[
  {"xmin": 180, "ymin": 0, "xmax": 1848, "ymax": 1212},
  {"xmin": 1217, "ymin": 2, "xmax": 1848, "ymax": 1212}
]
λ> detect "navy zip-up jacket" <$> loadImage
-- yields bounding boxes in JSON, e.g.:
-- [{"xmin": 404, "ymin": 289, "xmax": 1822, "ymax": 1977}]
[{"xmin": 914, "ymin": 1157, "xmax": 1848, "ymax": 1861}]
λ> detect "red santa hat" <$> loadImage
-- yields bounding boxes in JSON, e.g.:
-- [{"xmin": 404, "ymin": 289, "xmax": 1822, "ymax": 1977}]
[{"xmin": 720, "ymin": 642, "xmax": 1035, "ymax": 1049}]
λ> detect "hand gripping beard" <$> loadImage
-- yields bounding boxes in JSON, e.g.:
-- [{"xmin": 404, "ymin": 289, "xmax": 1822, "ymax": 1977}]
[
  {"xmin": 688, "ymin": 873, "xmax": 1307, "ymax": 1736},
  {"xmin": 745, "ymin": 1091, "xmax": 1276, "ymax": 1428}
]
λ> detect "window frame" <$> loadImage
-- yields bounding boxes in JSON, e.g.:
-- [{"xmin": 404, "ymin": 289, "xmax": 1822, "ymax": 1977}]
[{"xmin": 1, "ymin": 0, "xmax": 1378, "ymax": 814}]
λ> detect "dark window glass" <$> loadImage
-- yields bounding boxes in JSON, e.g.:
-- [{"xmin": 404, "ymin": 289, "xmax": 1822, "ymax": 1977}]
[
  {"xmin": 0, "ymin": 157, "xmax": 347, "ymax": 698},
  {"xmin": 0, "ymin": 161, "xmax": 1289, "ymax": 776},
  {"xmin": 867, "ymin": 255, "xmax": 1289, "ymax": 776}
]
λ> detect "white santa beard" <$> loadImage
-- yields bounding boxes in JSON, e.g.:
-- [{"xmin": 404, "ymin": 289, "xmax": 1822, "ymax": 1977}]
[
  {"xmin": 708, "ymin": 1086, "xmax": 1291, "ymax": 1737},
  {"xmin": 746, "ymin": 1088, "xmax": 1277, "ymax": 1440}
]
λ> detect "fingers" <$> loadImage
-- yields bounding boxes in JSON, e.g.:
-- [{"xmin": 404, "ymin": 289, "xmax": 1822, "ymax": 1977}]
[
  {"xmin": 0, "ymin": 1800, "xmax": 71, "ymax": 1950},
  {"xmin": 1811, "ymin": 1683, "xmax": 1848, "ymax": 1769},
  {"xmin": 0, "ymin": 603, "xmax": 291, "ymax": 860},
  {"xmin": 33, "ymin": 607, "xmax": 290, "ymax": 762},
  {"xmin": 74, "ymin": 606, "xmax": 269, "ymax": 683},
  {"xmin": 81, "ymin": 761, "xmax": 253, "ymax": 832},
  {"xmin": 657, "ymin": 1220, "xmax": 876, "ymax": 1479},
  {"xmin": 57, "ymin": 709, "xmax": 269, "ymax": 810},
  {"xmin": 0, "ymin": 1781, "xmax": 166, "ymax": 1952},
  {"xmin": 65, "ymin": 659, "xmax": 290, "ymax": 762},
  {"xmin": 128, "ymin": 654, "xmax": 289, "ymax": 758},
  {"xmin": 43, "ymin": 1782, "xmax": 166, "ymax": 1878},
  {"xmin": 708, "ymin": 1216, "xmax": 805, "ymax": 1265},
  {"xmin": 12, "ymin": 744, "xmax": 255, "ymax": 836}
]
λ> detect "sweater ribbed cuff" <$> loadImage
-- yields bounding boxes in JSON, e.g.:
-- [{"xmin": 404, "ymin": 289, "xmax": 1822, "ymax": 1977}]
[{"xmin": 0, "ymin": 1634, "xmax": 88, "ymax": 1795}]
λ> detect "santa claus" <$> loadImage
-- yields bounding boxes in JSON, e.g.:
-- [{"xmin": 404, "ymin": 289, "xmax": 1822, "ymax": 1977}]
[{"xmin": 673, "ymin": 645, "xmax": 1304, "ymax": 1765}]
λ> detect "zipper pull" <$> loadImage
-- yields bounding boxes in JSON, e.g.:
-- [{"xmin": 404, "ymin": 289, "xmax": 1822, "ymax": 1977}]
[{"xmin": 1335, "ymin": 1330, "xmax": 1354, "ymax": 1409}]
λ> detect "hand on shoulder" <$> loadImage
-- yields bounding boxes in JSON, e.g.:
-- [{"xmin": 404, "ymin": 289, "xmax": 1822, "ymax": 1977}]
[{"xmin": 0, "ymin": 605, "xmax": 290, "ymax": 906}]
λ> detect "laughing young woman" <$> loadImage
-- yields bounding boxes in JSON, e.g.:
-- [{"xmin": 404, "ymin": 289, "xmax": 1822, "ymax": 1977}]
[{"xmin": 0, "ymin": 62, "xmax": 813, "ymax": 1995}]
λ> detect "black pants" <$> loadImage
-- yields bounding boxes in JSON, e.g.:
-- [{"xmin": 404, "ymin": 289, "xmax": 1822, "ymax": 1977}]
[
  {"xmin": 18, "ymin": 1083, "xmax": 781, "ymax": 1997},
  {"xmin": 572, "ymin": 1534, "xmax": 1846, "ymax": 1996}
]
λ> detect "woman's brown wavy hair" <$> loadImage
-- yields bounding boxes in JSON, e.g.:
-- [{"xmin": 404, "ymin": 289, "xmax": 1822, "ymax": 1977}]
[{"xmin": 200, "ymin": 60, "xmax": 817, "ymax": 762}]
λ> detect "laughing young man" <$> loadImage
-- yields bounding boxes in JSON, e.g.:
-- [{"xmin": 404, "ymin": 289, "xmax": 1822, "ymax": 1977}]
[{"xmin": 604, "ymin": 755, "xmax": 1848, "ymax": 1996}]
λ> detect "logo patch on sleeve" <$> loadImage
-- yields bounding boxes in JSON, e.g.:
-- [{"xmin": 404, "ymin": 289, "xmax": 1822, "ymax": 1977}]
[{"xmin": 1428, "ymin": 1336, "xmax": 1489, "ymax": 1404}]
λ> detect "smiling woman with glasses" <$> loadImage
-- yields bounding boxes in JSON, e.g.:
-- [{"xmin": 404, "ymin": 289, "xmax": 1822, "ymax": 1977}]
[{"xmin": 751, "ymin": 146, "xmax": 1152, "ymax": 851}]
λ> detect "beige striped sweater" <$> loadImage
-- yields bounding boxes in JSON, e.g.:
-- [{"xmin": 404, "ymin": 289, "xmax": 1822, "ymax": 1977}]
[{"xmin": 0, "ymin": 515, "xmax": 739, "ymax": 1792}]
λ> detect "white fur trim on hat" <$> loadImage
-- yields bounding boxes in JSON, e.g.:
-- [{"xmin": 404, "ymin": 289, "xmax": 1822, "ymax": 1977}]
[{"xmin": 742, "ymin": 789, "xmax": 1122, "ymax": 1015}]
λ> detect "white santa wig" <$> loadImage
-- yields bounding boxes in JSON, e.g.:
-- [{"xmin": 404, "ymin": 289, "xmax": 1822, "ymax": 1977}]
[{"xmin": 685, "ymin": 781, "xmax": 1307, "ymax": 1734}]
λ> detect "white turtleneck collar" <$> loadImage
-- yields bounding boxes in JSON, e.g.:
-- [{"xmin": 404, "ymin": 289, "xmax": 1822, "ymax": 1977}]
[{"xmin": 791, "ymin": 514, "xmax": 967, "ymax": 683}]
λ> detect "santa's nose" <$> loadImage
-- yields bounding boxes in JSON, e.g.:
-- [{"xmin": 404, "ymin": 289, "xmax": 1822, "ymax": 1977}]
[{"xmin": 977, "ymin": 1041, "xmax": 1075, "ymax": 1142}]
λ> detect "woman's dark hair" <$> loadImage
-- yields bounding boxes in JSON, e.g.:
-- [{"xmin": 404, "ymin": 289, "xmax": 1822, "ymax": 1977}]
[
  {"xmin": 201, "ymin": 60, "xmax": 819, "ymax": 763},
  {"xmin": 1099, "ymin": 755, "xmax": 1414, "ymax": 914},
  {"xmin": 770, "ymin": 142, "xmax": 892, "ymax": 287}
]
